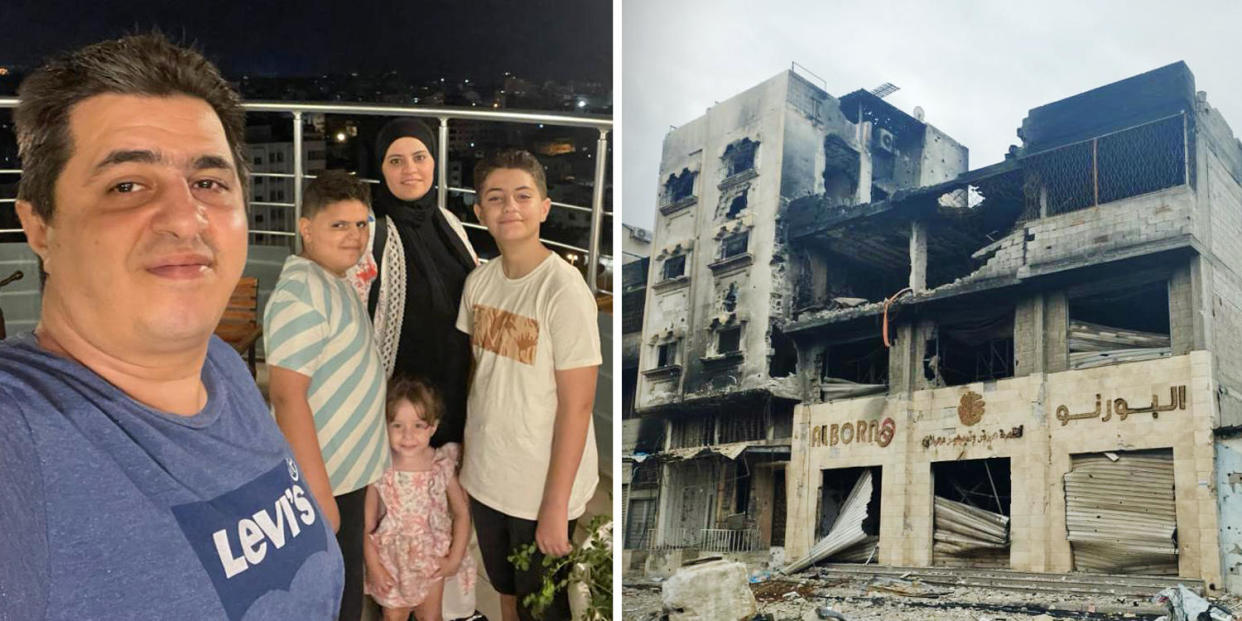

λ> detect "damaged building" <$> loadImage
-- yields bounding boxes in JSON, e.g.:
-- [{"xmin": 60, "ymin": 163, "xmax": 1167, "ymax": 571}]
[
  {"xmin": 783, "ymin": 61, "xmax": 1242, "ymax": 594},
  {"xmin": 627, "ymin": 68, "xmax": 966, "ymax": 574}
]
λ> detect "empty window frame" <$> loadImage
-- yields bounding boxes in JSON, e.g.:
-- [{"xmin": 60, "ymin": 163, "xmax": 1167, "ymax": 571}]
[
  {"xmin": 822, "ymin": 337, "xmax": 889, "ymax": 386},
  {"xmin": 656, "ymin": 341, "xmax": 679, "ymax": 368},
  {"xmin": 932, "ymin": 458, "xmax": 1011, "ymax": 568},
  {"xmin": 720, "ymin": 232, "xmax": 750, "ymax": 259},
  {"xmin": 662, "ymin": 255, "xmax": 687, "ymax": 280},
  {"xmin": 726, "ymin": 194, "xmax": 747, "ymax": 219},
  {"xmin": 664, "ymin": 168, "xmax": 697, "ymax": 203},
  {"xmin": 723, "ymin": 138, "xmax": 758, "ymax": 177},
  {"xmin": 717, "ymin": 326, "xmax": 742, "ymax": 354},
  {"xmin": 1067, "ymin": 280, "xmax": 1170, "ymax": 369},
  {"xmin": 927, "ymin": 308, "xmax": 1015, "ymax": 387}
]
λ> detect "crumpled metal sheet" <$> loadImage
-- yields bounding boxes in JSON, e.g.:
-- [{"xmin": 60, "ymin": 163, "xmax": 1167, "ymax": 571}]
[
  {"xmin": 782, "ymin": 470, "xmax": 872, "ymax": 574},
  {"xmin": 656, "ymin": 441, "xmax": 755, "ymax": 462},
  {"xmin": 1152, "ymin": 584, "xmax": 1234, "ymax": 621},
  {"xmin": 932, "ymin": 496, "xmax": 1010, "ymax": 567},
  {"xmin": 1064, "ymin": 452, "xmax": 1177, "ymax": 575}
]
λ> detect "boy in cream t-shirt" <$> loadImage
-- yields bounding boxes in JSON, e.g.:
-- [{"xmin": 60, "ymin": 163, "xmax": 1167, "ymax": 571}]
[{"xmin": 456, "ymin": 150, "xmax": 601, "ymax": 621}]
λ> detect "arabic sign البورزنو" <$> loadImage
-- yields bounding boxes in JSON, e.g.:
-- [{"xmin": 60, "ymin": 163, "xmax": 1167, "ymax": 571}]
[
  {"xmin": 1055, "ymin": 385, "xmax": 1187, "ymax": 426},
  {"xmin": 810, "ymin": 417, "xmax": 896, "ymax": 448}
]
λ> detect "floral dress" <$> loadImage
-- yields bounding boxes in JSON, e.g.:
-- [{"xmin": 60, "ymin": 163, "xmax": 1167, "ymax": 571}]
[{"xmin": 366, "ymin": 443, "xmax": 477, "ymax": 608}]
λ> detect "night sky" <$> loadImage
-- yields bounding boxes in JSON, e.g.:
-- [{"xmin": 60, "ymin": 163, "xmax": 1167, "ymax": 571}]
[{"xmin": 0, "ymin": 0, "xmax": 611, "ymax": 83}]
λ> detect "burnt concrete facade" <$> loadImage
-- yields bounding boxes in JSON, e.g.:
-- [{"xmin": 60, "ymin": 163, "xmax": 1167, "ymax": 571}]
[
  {"xmin": 630, "ymin": 69, "xmax": 966, "ymax": 570},
  {"xmin": 785, "ymin": 62, "xmax": 1242, "ymax": 593}
]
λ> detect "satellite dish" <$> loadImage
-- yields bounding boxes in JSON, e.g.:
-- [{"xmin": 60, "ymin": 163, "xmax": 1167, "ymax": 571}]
[{"xmin": 913, "ymin": 106, "xmax": 925, "ymax": 121}]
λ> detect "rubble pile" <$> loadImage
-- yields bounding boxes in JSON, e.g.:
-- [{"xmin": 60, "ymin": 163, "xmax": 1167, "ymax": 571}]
[{"xmin": 623, "ymin": 573, "xmax": 1242, "ymax": 621}]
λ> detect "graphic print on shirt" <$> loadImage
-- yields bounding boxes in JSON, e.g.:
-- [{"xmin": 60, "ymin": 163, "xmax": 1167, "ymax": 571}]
[
  {"xmin": 171, "ymin": 458, "xmax": 329, "ymax": 621},
  {"xmin": 471, "ymin": 304, "xmax": 539, "ymax": 364}
]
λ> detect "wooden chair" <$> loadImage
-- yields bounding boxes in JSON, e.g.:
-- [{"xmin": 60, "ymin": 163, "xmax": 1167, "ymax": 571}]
[{"xmin": 214, "ymin": 276, "xmax": 262, "ymax": 377}]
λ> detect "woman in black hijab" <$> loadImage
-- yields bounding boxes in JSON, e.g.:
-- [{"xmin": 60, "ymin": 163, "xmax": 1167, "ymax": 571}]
[{"xmin": 364, "ymin": 119, "xmax": 477, "ymax": 447}]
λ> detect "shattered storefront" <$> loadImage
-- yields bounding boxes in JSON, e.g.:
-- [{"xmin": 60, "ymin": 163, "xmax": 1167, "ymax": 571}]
[{"xmin": 787, "ymin": 354, "xmax": 1220, "ymax": 588}]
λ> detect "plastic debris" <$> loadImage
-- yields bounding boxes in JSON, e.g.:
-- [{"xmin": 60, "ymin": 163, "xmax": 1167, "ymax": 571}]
[{"xmin": 1152, "ymin": 584, "xmax": 1234, "ymax": 621}]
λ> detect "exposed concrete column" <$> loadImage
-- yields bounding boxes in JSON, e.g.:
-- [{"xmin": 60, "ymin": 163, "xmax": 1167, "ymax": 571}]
[
  {"xmin": 887, "ymin": 322, "xmax": 918, "ymax": 395},
  {"xmin": 1013, "ymin": 295, "xmax": 1043, "ymax": 377},
  {"xmin": 1169, "ymin": 263, "xmax": 1196, "ymax": 355},
  {"xmin": 909, "ymin": 219, "xmax": 927, "ymax": 293},
  {"xmin": 856, "ymin": 121, "xmax": 873, "ymax": 205},
  {"xmin": 1043, "ymin": 292, "xmax": 1069, "ymax": 373}
]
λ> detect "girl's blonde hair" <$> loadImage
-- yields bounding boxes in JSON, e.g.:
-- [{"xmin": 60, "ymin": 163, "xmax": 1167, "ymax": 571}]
[{"xmin": 385, "ymin": 375, "xmax": 443, "ymax": 426}]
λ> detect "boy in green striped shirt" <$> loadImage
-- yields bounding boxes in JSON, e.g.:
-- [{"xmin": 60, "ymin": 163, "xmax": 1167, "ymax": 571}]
[{"xmin": 264, "ymin": 170, "xmax": 389, "ymax": 621}]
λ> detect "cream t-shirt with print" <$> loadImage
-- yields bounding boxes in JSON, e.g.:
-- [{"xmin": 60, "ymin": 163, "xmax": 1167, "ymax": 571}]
[{"xmin": 455, "ymin": 252, "xmax": 601, "ymax": 520}]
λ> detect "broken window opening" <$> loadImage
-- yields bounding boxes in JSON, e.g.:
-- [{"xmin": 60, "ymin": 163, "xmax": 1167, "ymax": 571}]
[
  {"xmin": 664, "ymin": 168, "xmax": 697, "ymax": 203},
  {"xmin": 932, "ymin": 458, "xmax": 1012, "ymax": 569},
  {"xmin": 662, "ymin": 254, "xmax": 686, "ymax": 281},
  {"xmin": 823, "ymin": 134, "xmax": 860, "ymax": 206},
  {"xmin": 717, "ymin": 409, "xmax": 768, "ymax": 445},
  {"xmin": 721, "ymin": 282, "xmax": 739, "ymax": 313},
  {"xmin": 1065, "ymin": 449, "xmax": 1177, "ymax": 575},
  {"xmin": 1068, "ymin": 280, "xmax": 1170, "ymax": 369},
  {"xmin": 771, "ymin": 468, "xmax": 787, "ymax": 546},
  {"xmin": 821, "ymin": 337, "xmax": 888, "ymax": 398},
  {"xmin": 789, "ymin": 466, "xmax": 880, "ymax": 569},
  {"xmin": 670, "ymin": 416, "xmax": 716, "ymax": 449},
  {"xmin": 769, "ymin": 326, "xmax": 798, "ymax": 378},
  {"xmin": 624, "ymin": 461, "xmax": 661, "ymax": 550},
  {"xmin": 810, "ymin": 245, "xmax": 909, "ymax": 307},
  {"xmin": 723, "ymin": 138, "xmax": 758, "ymax": 177},
  {"xmin": 720, "ymin": 231, "xmax": 750, "ymax": 259},
  {"xmin": 726, "ymin": 194, "xmax": 747, "ymax": 219},
  {"xmin": 717, "ymin": 326, "xmax": 741, "ymax": 355},
  {"xmin": 656, "ymin": 341, "xmax": 678, "ymax": 368},
  {"xmin": 928, "ymin": 308, "xmax": 1015, "ymax": 387}
]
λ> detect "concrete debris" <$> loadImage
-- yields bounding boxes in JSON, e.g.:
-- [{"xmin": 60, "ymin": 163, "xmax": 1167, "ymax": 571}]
[
  {"xmin": 661, "ymin": 559, "xmax": 757, "ymax": 620},
  {"xmin": 814, "ymin": 606, "xmax": 850, "ymax": 620},
  {"xmin": 865, "ymin": 577, "xmax": 949, "ymax": 599},
  {"xmin": 1152, "ymin": 584, "xmax": 1235, "ymax": 621}
]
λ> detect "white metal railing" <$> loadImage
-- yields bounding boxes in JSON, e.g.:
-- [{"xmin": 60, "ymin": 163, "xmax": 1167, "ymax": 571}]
[
  {"xmin": 0, "ymin": 99, "xmax": 613, "ymax": 295},
  {"xmin": 699, "ymin": 528, "xmax": 763, "ymax": 553}
]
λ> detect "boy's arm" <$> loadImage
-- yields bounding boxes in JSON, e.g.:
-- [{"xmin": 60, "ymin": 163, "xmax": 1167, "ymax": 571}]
[
  {"xmin": 268, "ymin": 365, "xmax": 339, "ymax": 533},
  {"xmin": 535, "ymin": 364, "xmax": 598, "ymax": 557}
]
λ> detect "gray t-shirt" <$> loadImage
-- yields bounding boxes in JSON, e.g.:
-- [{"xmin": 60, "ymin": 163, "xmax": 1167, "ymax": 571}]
[{"xmin": 0, "ymin": 334, "xmax": 343, "ymax": 620}]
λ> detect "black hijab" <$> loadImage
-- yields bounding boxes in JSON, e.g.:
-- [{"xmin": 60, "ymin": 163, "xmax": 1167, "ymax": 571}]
[
  {"xmin": 371, "ymin": 118, "xmax": 476, "ymax": 446},
  {"xmin": 371, "ymin": 118, "xmax": 475, "ymax": 317}
]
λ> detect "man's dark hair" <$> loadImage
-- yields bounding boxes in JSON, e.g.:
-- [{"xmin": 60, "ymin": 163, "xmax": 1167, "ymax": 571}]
[
  {"xmin": 472, "ymin": 149, "xmax": 548, "ymax": 200},
  {"xmin": 301, "ymin": 170, "xmax": 371, "ymax": 219},
  {"xmin": 14, "ymin": 32, "xmax": 249, "ymax": 221}
]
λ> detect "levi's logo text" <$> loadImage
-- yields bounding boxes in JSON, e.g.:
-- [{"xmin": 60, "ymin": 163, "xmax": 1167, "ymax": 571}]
[{"xmin": 171, "ymin": 459, "xmax": 329, "ymax": 620}]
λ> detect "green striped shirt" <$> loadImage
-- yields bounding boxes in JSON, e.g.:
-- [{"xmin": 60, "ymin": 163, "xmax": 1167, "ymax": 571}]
[{"xmin": 264, "ymin": 255, "xmax": 389, "ymax": 495}]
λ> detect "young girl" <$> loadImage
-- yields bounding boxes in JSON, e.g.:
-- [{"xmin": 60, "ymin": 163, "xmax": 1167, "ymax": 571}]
[{"xmin": 364, "ymin": 376, "xmax": 476, "ymax": 621}]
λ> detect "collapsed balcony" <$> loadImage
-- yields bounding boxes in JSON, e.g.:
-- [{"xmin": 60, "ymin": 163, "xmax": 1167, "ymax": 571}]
[{"xmin": 787, "ymin": 109, "xmax": 1194, "ymax": 335}]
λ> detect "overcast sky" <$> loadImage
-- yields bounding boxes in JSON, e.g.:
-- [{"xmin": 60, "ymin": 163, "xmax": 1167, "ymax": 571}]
[{"xmin": 621, "ymin": 0, "xmax": 1242, "ymax": 229}]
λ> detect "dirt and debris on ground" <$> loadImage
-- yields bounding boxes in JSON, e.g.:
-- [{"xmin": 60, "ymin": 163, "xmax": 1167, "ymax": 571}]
[{"xmin": 623, "ymin": 575, "xmax": 1242, "ymax": 621}]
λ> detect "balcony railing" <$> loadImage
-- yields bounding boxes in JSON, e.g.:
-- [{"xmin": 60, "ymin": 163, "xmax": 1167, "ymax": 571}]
[
  {"xmin": 0, "ymin": 99, "xmax": 613, "ymax": 295},
  {"xmin": 645, "ymin": 527, "xmax": 764, "ymax": 552},
  {"xmin": 699, "ymin": 528, "xmax": 763, "ymax": 553}
]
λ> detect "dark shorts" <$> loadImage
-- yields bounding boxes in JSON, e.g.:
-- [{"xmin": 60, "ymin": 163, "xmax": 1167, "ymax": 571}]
[
  {"xmin": 469, "ymin": 497, "xmax": 577, "ymax": 621},
  {"xmin": 335, "ymin": 487, "xmax": 368, "ymax": 621}
]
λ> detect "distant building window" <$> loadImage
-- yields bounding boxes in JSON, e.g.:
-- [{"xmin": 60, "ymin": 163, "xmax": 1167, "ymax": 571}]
[
  {"xmin": 717, "ymin": 327, "xmax": 741, "ymax": 354},
  {"xmin": 726, "ymin": 194, "xmax": 746, "ymax": 219},
  {"xmin": 722, "ymin": 282, "xmax": 738, "ymax": 312},
  {"xmin": 255, "ymin": 177, "xmax": 264, "ymax": 185},
  {"xmin": 253, "ymin": 156, "xmax": 262, "ymax": 166},
  {"xmin": 275, "ymin": 152, "xmax": 285, "ymax": 163},
  {"xmin": 723, "ymin": 138, "xmax": 758, "ymax": 177},
  {"xmin": 664, "ymin": 168, "xmax": 696, "ymax": 203},
  {"xmin": 255, "ymin": 214, "xmax": 265, "ymax": 224},
  {"xmin": 657, "ymin": 341, "xmax": 678, "ymax": 367},
  {"xmin": 721, "ymin": 232, "xmax": 749, "ymax": 259},
  {"xmin": 663, "ymin": 255, "xmax": 686, "ymax": 280},
  {"xmin": 268, "ymin": 153, "xmax": 276, "ymax": 164}
]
